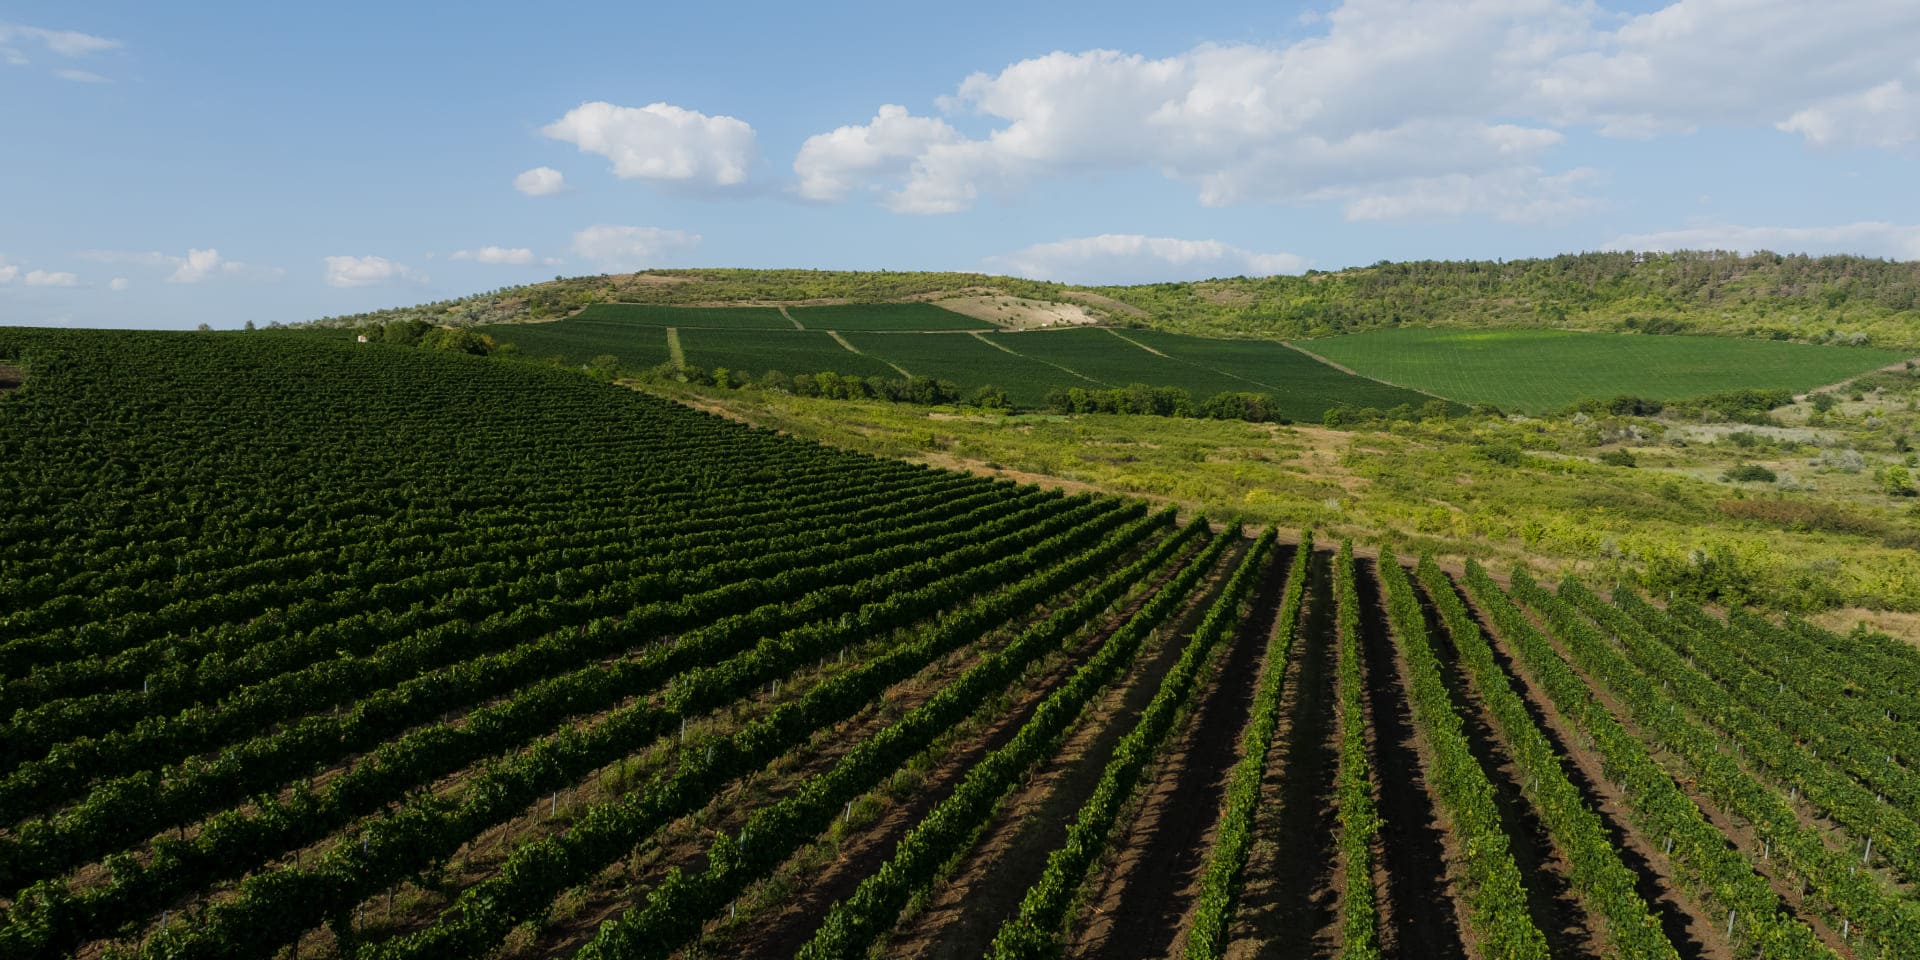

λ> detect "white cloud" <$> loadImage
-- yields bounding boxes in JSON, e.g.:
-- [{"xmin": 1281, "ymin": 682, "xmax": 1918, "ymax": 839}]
[
  {"xmin": 24, "ymin": 270, "xmax": 78, "ymax": 287},
  {"xmin": 323, "ymin": 255, "xmax": 428, "ymax": 288},
  {"xmin": 569, "ymin": 225, "xmax": 700, "ymax": 272},
  {"xmin": 513, "ymin": 166, "xmax": 566, "ymax": 196},
  {"xmin": 1778, "ymin": 81, "xmax": 1920, "ymax": 149},
  {"xmin": 450, "ymin": 246, "xmax": 536, "ymax": 265},
  {"xmin": 801, "ymin": 0, "xmax": 1920, "ymax": 218},
  {"xmin": 0, "ymin": 25, "xmax": 121, "ymax": 58},
  {"xmin": 78, "ymin": 247, "xmax": 280, "ymax": 283},
  {"xmin": 985, "ymin": 234, "xmax": 1308, "ymax": 285},
  {"xmin": 542, "ymin": 102, "xmax": 757, "ymax": 189},
  {"xmin": 53, "ymin": 68, "xmax": 107, "ymax": 83},
  {"xmin": 1607, "ymin": 222, "xmax": 1920, "ymax": 260},
  {"xmin": 793, "ymin": 105, "xmax": 964, "ymax": 203},
  {"xmin": 0, "ymin": 256, "xmax": 16, "ymax": 284},
  {"xmin": 109, "ymin": 277, "xmax": 128, "ymax": 291}
]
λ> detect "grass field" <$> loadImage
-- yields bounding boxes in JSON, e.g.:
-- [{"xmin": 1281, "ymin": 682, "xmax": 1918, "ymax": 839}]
[
  {"xmin": 677, "ymin": 328, "xmax": 899, "ymax": 379},
  {"xmin": 844, "ymin": 332, "xmax": 1072, "ymax": 406},
  {"xmin": 568, "ymin": 303, "xmax": 795, "ymax": 329},
  {"xmin": 1303, "ymin": 328, "xmax": 1907, "ymax": 414},
  {"xmin": 789, "ymin": 302, "xmax": 995, "ymax": 331}
]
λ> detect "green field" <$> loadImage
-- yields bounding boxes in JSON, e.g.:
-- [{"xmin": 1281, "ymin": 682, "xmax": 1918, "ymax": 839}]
[
  {"xmin": 569, "ymin": 304, "xmax": 795, "ymax": 329},
  {"xmin": 789, "ymin": 302, "xmax": 994, "ymax": 331},
  {"xmin": 1123, "ymin": 329, "xmax": 1448, "ymax": 417},
  {"xmin": 845, "ymin": 332, "xmax": 1070, "ymax": 406},
  {"xmin": 1304, "ymin": 328, "xmax": 1907, "ymax": 414},
  {"xmin": 476, "ymin": 317, "xmax": 670, "ymax": 368},
  {"xmin": 677, "ymin": 328, "xmax": 899, "ymax": 379}
]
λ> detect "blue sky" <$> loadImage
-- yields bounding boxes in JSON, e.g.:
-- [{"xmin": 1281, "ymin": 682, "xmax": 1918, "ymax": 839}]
[{"xmin": 3, "ymin": 0, "xmax": 1918, "ymax": 329}]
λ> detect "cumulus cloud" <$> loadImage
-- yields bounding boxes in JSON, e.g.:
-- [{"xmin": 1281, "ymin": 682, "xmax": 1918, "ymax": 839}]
[
  {"xmin": 985, "ymin": 234, "xmax": 1308, "ymax": 285},
  {"xmin": 24, "ymin": 270, "xmax": 78, "ymax": 287},
  {"xmin": 450, "ymin": 246, "xmax": 537, "ymax": 265},
  {"xmin": 542, "ymin": 102, "xmax": 756, "ymax": 189},
  {"xmin": 0, "ymin": 256, "xmax": 16, "ymax": 284},
  {"xmin": 1606, "ymin": 222, "xmax": 1920, "ymax": 260},
  {"xmin": 513, "ymin": 166, "xmax": 566, "ymax": 196},
  {"xmin": 109, "ymin": 277, "xmax": 128, "ymax": 291},
  {"xmin": 793, "ymin": 105, "xmax": 965, "ymax": 203},
  {"xmin": 79, "ymin": 247, "xmax": 280, "ymax": 283},
  {"xmin": 799, "ymin": 0, "xmax": 1920, "ymax": 218},
  {"xmin": 569, "ymin": 225, "xmax": 700, "ymax": 272},
  {"xmin": 323, "ymin": 255, "xmax": 428, "ymax": 288},
  {"xmin": 1778, "ymin": 81, "xmax": 1920, "ymax": 149}
]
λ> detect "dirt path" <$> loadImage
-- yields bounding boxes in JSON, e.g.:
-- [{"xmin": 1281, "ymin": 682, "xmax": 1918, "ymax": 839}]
[
  {"xmin": 0, "ymin": 364, "xmax": 22, "ymax": 393},
  {"xmin": 1226, "ymin": 546, "xmax": 1342, "ymax": 960},
  {"xmin": 777, "ymin": 305, "xmax": 804, "ymax": 329},
  {"xmin": 1070, "ymin": 546, "xmax": 1292, "ymax": 959},
  {"xmin": 1796, "ymin": 355, "xmax": 1920, "ymax": 401},
  {"xmin": 887, "ymin": 541, "xmax": 1246, "ymax": 960},
  {"xmin": 1280, "ymin": 341, "xmax": 1457, "ymax": 404},
  {"xmin": 699, "ymin": 534, "xmax": 1205, "ymax": 959},
  {"xmin": 1104, "ymin": 328, "xmax": 1174, "ymax": 359},
  {"xmin": 1410, "ymin": 571, "xmax": 1603, "ymax": 960},
  {"xmin": 1457, "ymin": 582, "xmax": 1729, "ymax": 960},
  {"xmin": 826, "ymin": 329, "xmax": 911, "ymax": 377},
  {"xmin": 1356, "ymin": 557, "xmax": 1468, "ymax": 960}
]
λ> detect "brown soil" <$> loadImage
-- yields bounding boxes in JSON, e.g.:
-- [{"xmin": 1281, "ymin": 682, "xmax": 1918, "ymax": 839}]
[
  {"xmin": 1355, "ymin": 557, "xmax": 1468, "ymax": 960},
  {"xmin": 886, "ymin": 541, "xmax": 1246, "ymax": 960},
  {"xmin": 1407, "ymin": 570, "xmax": 1604, "ymax": 960},
  {"xmin": 1070, "ymin": 546, "xmax": 1291, "ymax": 959},
  {"xmin": 0, "ymin": 364, "xmax": 21, "ymax": 392},
  {"xmin": 1514, "ymin": 595, "xmax": 1854, "ymax": 957},
  {"xmin": 699, "ymin": 534, "xmax": 1206, "ymax": 959},
  {"xmin": 1456, "ymin": 581, "xmax": 1730, "ymax": 960},
  {"xmin": 1224, "ymin": 547, "xmax": 1342, "ymax": 960}
]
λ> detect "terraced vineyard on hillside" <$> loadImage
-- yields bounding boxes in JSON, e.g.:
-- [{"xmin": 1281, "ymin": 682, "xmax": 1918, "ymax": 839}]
[{"xmin": 4, "ymin": 328, "xmax": 1920, "ymax": 959}]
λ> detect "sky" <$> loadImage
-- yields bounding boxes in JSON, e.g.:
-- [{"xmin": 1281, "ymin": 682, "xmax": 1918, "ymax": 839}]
[{"xmin": 2, "ymin": 0, "xmax": 1918, "ymax": 329}]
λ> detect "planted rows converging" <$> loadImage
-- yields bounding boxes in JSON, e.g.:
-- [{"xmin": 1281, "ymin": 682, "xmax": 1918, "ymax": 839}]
[{"xmin": 8, "ymin": 325, "xmax": 1920, "ymax": 960}]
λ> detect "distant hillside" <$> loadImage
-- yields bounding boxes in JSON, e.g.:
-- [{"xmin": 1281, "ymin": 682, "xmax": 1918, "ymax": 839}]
[{"xmin": 309, "ymin": 251, "xmax": 1920, "ymax": 349}]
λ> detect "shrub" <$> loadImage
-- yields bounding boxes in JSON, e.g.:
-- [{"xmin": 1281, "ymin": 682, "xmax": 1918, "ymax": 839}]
[
  {"xmin": 1722, "ymin": 463, "xmax": 1777, "ymax": 483},
  {"xmin": 1598, "ymin": 448, "xmax": 1637, "ymax": 468}
]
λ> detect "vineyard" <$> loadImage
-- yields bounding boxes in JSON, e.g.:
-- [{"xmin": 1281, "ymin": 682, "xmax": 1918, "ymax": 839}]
[{"xmin": 5, "ymin": 327, "xmax": 1920, "ymax": 960}]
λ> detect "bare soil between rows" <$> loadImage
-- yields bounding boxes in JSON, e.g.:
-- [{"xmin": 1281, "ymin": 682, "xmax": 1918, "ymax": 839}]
[
  {"xmin": 887, "ymin": 540, "xmax": 1247, "ymax": 960},
  {"xmin": 1070, "ymin": 545, "xmax": 1293, "ymax": 959}
]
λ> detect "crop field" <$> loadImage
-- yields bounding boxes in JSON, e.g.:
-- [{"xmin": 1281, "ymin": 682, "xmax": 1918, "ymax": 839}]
[
  {"xmin": 789, "ymin": 302, "xmax": 995, "ymax": 331},
  {"xmin": 676, "ymin": 328, "xmax": 900, "ymax": 380},
  {"xmin": 1302, "ymin": 327, "xmax": 1907, "ymax": 414},
  {"xmin": 1121, "ymin": 329, "xmax": 1447, "ymax": 418},
  {"xmin": 566, "ymin": 304, "xmax": 796, "ymax": 330},
  {"xmin": 843, "ymin": 331, "xmax": 1071, "ymax": 406},
  {"xmin": 7, "ymin": 326, "xmax": 1920, "ymax": 960},
  {"xmin": 474, "ymin": 316, "xmax": 672, "ymax": 368}
]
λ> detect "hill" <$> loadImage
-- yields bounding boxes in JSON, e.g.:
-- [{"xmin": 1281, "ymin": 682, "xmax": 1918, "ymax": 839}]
[{"xmin": 311, "ymin": 251, "xmax": 1920, "ymax": 348}]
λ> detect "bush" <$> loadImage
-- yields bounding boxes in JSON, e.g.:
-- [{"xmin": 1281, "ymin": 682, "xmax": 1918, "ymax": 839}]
[
  {"xmin": 1478, "ymin": 442, "xmax": 1524, "ymax": 467},
  {"xmin": 1598, "ymin": 448, "xmax": 1637, "ymax": 468},
  {"xmin": 1722, "ymin": 463, "xmax": 1777, "ymax": 483}
]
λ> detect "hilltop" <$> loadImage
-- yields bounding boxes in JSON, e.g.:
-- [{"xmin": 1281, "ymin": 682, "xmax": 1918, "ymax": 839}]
[{"xmin": 308, "ymin": 250, "xmax": 1920, "ymax": 348}]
